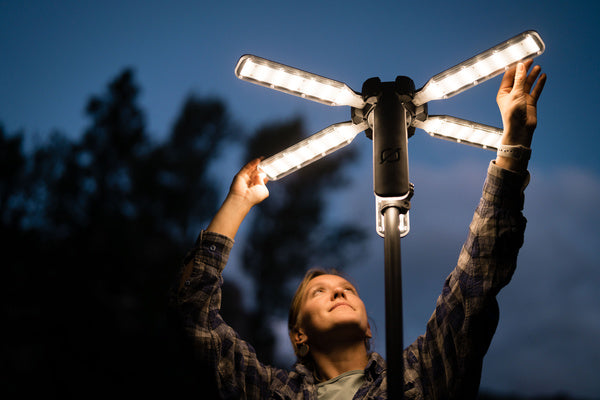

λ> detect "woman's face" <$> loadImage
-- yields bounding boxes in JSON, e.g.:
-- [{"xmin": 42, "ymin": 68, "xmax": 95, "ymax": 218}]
[{"xmin": 296, "ymin": 274, "xmax": 371, "ymax": 344}]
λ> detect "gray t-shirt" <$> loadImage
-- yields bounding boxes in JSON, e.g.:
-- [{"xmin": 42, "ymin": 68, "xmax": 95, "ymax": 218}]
[{"xmin": 317, "ymin": 370, "xmax": 365, "ymax": 400}]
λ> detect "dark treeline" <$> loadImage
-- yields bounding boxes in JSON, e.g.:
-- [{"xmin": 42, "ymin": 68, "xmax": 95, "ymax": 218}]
[
  {"xmin": 3, "ymin": 69, "xmax": 233, "ymax": 398},
  {"xmin": 2, "ymin": 68, "xmax": 363, "ymax": 398},
  {"xmin": 2, "ymin": 69, "xmax": 584, "ymax": 400}
]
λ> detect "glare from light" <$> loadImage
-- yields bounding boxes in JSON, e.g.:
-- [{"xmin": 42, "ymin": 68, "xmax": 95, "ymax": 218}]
[
  {"xmin": 412, "ymin": 30, "xmax": 545, "ymax": 106},
  {"xmin": 412, "ymin": 115, "xmax": 503, "ymax": 149},
  {"xmin": 258, "ymin": 121, "xmax": 369, "ymax": 180},
  {"xmin": 235, "ymin": 55, "xmax": 366, "ymax": 108}
]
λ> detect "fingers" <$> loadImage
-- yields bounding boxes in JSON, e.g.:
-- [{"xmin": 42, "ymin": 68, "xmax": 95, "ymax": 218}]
[
  {"xmin": 499, "ymin": 60, "xmax": 544, "ymax": 97},
  {"xmin": 256, "ymin": 171, "xmax": 269, "ymax": 186},
  {"xmin": 522, "ymin": 59, "xmax": 534, "ymax": 71},
  {"xmin": 498, "ymin": 60, "xmax": 529, "ymax": 88},
  {"xmin": 530, "ymin": 72, "xmax": 547, "ymax": 103},
  {"xmin": 240, "ymin": 157, "xmax": 269, "ymax": 186},
  {"xmin": 513, "ymin": 62, "xmax": 528, "ymax": 90},
  {"xmin": 239, "ymin": 157, "xmax": 262, "ymax": 175},
  {"xmin": 523, "ymin": 64, "xmax": 541, "ymax": 91},
  {"xmin": 498, "ymin": 64, "xmax": 517, "ymax": 92}
]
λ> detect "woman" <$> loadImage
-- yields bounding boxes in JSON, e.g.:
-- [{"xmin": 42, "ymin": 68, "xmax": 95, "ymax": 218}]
[{"xmin": 173, "ymin": 61, "xmax": 546, "ymax": 399}]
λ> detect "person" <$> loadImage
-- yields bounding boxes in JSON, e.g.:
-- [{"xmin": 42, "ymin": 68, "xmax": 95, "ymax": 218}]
[{"xmin": 172, "ymin": 60, "xmax": 546, "ymax": 399}]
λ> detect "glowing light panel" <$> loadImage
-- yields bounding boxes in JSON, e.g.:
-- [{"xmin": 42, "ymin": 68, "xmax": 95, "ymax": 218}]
[
  {"xmin": 413, "ymin": 30, "xmax": 545, "ymax": 106},
  {"xmin": 258, "ymin": 121, "xmax": 369, "ymax": 180},
  {"xmin": 412, "ymin": 115, "xmax": 503, "ymax": 149},
  {"xmin": 235, "ymin": 55, "xmax": 366, "ymax": 108}
]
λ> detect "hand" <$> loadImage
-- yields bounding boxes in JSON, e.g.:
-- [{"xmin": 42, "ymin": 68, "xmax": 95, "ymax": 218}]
[
  {"xmin": 206, "ymin": 159, "xmax": 269, "ymax": 239},
  {"xmin": 228, "ymin": 158, "xmax": 269, "ymax": 207},
  {"xmin": 496, "ymin": 59, "xmax": 547, "ymax": 147}
]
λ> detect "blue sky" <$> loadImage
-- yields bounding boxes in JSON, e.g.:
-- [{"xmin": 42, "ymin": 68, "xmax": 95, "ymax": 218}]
[{"xmin": 2, "ymin": 0, "xmax": 599, "ymax": 397}]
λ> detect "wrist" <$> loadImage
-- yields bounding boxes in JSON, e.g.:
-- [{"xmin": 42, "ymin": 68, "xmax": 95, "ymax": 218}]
[
  {"xmin": 223, "ymin": 192, "xmax": 254, "ymax": 214},
  {"xmin": 501, "ymin": 125, "xmax": 533, "ymax": 147},
  {"xmin": 206, "ymin": 194, "xmax": 253, "ymax": 240}
]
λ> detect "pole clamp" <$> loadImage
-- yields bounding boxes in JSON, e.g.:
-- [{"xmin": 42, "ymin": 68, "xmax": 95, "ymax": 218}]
[{"xmin": 375, "ymin": 184, "xmax": 415, "ymax": 238}]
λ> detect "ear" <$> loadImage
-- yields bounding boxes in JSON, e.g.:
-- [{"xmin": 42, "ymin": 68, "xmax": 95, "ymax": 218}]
[{"xmin": 291, "ymin": 327, "xmax": 308, "ymax": 345}]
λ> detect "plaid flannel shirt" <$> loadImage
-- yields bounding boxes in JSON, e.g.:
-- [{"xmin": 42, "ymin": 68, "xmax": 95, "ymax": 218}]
[{"xmin": 173, "ymin": 161, "xmax": 529, "ymax": 400}]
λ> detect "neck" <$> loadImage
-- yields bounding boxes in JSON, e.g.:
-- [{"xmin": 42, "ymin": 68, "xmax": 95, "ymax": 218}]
[{"xmin": 309, "ymin": 339, "xmax": 369, "ymax": 381}]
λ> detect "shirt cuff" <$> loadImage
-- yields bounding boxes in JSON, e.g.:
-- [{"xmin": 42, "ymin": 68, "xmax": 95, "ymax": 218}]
[
  {"xmin": 192, "ymin": 230, "xmax": 235, "ymax": 271},
  {"xmin": 483, "ymin": 161, "xmax": 530, "ymax": 210}
]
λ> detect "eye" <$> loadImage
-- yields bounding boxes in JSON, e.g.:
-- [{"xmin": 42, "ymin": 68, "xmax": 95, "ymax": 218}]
[{"xmin": 312, "ymin": 288, "xmax": 325, "ymax": 296}]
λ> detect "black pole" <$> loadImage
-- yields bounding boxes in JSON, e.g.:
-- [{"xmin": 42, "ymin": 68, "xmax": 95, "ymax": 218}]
[{"xmin": 383, "ymin": 205, "xmax": 404, "ymax": 400}]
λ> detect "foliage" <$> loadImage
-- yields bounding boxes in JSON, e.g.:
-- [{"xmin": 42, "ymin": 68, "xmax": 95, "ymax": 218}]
[{"xmin": 2, "ymin": 69, "xmax": 234, "ymax": 397}]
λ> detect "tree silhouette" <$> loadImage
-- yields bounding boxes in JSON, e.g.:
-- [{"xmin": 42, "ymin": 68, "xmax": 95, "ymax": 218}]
[
  {"xmin": 0, "ymin": 125, "xmax": 27, "ymax": 229},
  {"xmin": 131, "ymin": 95, "xmax": 238, "ymax": 245},
  {"xmin": 3, "ymin": 69, "xmax": 235, "ymax": 398}
]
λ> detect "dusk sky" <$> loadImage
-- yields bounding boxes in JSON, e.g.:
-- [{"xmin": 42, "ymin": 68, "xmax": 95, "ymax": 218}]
[{"xmin": 2, "ymin": 0, "xmax": 599, "ymax": 397}]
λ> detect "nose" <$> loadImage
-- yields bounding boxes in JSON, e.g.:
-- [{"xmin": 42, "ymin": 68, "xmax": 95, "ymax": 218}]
[{"xmin": 331, "ymin": 286, "xmax": 346, "ymax": 300}]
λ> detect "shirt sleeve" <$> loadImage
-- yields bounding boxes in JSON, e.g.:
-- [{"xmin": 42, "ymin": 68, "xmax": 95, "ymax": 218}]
[
  {"xmin": 172, "ymin": 230, "xmax": 280, "ymax": 399},
  {"xmin": 403, "ymin": 161, "xmax": 530, "ymax": 400}
]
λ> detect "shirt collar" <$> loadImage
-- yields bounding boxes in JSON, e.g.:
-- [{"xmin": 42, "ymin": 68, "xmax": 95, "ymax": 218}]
[
  {"xmin": 364, "ymin": 352, "xmax": 386, "ymax": 381},
  {"xmin": 293, "ymin": 352, "xmax": 385, "ymax": 383}
]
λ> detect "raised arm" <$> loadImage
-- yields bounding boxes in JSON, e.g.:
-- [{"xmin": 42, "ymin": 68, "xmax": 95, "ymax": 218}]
[
  {"xmin": 403, "ymin": 62, "xmax": 547, "ymax": 399},
  {"xmin": 174, "ymin": 159, "xmax": 279, "ymax": 399}
]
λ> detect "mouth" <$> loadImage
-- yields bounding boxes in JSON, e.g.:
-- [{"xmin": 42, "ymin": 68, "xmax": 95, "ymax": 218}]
[{"xmin": 330, "ymin": 302, "xmax": 353, "ymax": 311}]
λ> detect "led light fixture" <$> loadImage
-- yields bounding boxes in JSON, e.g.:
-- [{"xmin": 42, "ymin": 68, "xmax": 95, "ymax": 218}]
[
  {"xmin": 235, "ymin": 55, "xmax": 366, "ymax": 108},
  {"xmin": 412, "ymin": 115, "xmax": 503, "ymax": 149},
  {"xmin": 234, "ymin": 30, "xmax": 546, "ymax": 400},
  {"xmin": 258, "ymin": 121, "xmax": 369, "ymax": 180},
  {"xmin": 412, "ymin": 30, "xmax": 545, "ymax": 106}
]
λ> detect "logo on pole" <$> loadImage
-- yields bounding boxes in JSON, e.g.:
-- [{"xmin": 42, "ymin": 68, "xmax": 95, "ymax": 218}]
[{"xmin": 380, "ymin": 148, "xmax": 400, "ymax": 164}]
